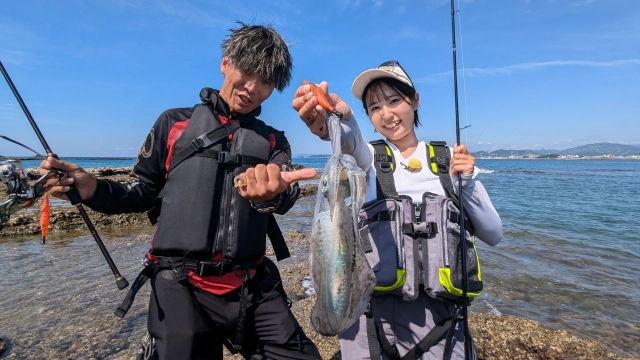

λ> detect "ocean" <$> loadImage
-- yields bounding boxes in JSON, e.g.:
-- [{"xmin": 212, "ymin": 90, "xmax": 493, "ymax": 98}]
[{"xmin": 1, "ymin": 157, "xmax": 639, "ymax": 358}]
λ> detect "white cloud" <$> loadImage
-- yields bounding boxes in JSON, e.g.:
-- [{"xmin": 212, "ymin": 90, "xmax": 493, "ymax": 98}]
[{"xmin": 417, "ymin": 59, "xmax": 640, "ymax": 83}]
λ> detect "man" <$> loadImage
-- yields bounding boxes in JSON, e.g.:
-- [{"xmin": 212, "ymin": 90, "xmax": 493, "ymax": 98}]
[{"xmin": 41, "ymin": 22, "xmax": 322, "ymax": 360}]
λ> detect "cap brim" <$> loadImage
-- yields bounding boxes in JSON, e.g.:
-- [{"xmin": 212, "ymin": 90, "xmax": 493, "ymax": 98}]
[{"xmin": 351, "ymin": 69, "xmax": 401, "ymax": 100}]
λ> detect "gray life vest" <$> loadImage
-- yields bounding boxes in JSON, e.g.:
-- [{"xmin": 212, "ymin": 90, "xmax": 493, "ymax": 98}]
[
  {"xmin": 359, "ymin": 140, "xmax": 482, "ymax": 302},
  {"xmin": 149, "ymin": 90, "xmax": 289, "ymax": 266},
  {"xmin": 361, "ymin": 140, "xmax": 483, "ymax": 360}
]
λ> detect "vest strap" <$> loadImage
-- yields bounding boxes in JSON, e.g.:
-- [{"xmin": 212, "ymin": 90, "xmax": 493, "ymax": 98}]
[
  {"xmin": 168, "ymin": 112, "xmax": 240, "ymax": 172},
  {"xmin": 370, "ymin": 140, "xmax": 398, "ymax": 198},
  {"xmin": 428, "ymin": 142, "xmax": 458, "ymax": 206},
  {"xmin": 402, "ymin": 222, "xmax": 438, "ymax": 235},
  {"xmin": 365, "ymin": 299, "xmax": 460, "ymax": 360},
  {"xmin": 358, "ymin": 210, "xmax": 396, "ymax": 228},
  {"xmin": 114, "ymin": 261, "xmax": 157, "ymax": 318},
  {"xmin": 190, "ymin": 149, "xmax": 267, "ymax": 166},
  {"xmin": 268, "ymin": 213, "xmax": 290, "ymax": 261}
]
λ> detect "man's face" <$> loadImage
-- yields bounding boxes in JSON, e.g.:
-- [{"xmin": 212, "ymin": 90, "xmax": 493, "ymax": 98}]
[{"xmin": 219, "ymin": 57, "xmax": 276, "ymax": 114}]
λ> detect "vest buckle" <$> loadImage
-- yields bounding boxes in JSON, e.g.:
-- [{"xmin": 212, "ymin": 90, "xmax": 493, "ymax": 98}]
[
  {"xmin": 379, "ymin": 162, "xmax": 392, "ymax": 173},
  {"xmin": 434, "ymin": 156, "xmax": 449, "ymax": 173},
  {"xmin": 191, "ymin": 139, "xmax": 204, "ymax": 150},
  {"xmin": 218, "ymin": 151, "xmax": 241, "ymax": 164},
  {"xmin": 410, "ymin": 221, "xmax": 438, "ymax": 235}
]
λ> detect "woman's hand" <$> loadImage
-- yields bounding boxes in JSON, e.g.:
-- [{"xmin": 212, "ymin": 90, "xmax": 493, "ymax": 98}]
[
  {"xmin": 450, "ymin": 144, "xmax": 475, "ymax": 177},
  {"xmin": 292, "ymin": 81, "xmax": 352, "ymax": 139}
]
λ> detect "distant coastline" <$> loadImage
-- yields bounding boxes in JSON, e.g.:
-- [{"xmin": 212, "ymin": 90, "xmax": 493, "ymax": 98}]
[
  {"xmin": 0, "ymin": 156, "xmax": 135, "ymax": 161},
  {"xmin": 476, "ymin": 156, "xmax": 640, "ymax": 160}
]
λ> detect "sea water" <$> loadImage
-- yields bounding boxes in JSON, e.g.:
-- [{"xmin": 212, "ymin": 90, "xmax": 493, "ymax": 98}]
[
  {"xmin": 1, "ymin": 157, "xmax": 638, "ymax": 357},
  {"xmin": 471, "ymin": 159, "xmax": 640, "ymax": 355},
  {"xmin": 19, "ymin": 157, "xmax": 137, "ymax": 169}
]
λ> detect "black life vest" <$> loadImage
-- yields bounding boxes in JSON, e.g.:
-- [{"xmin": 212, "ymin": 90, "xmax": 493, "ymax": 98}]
[{"xmin": 149, "ymin": 89, "xmax": 283, "ymax": 265}]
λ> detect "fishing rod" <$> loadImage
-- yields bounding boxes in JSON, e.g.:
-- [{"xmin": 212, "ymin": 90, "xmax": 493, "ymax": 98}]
[
  {"xmin": 450, "ymin": 1, "xmax": 472, "ymax": 359},
  {"xmin": 0, "ymin": 60, "xmax": 129, "ymax": 291}
]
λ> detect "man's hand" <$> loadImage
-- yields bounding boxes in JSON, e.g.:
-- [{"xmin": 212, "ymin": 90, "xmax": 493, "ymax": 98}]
[
  {"xmin": 450, "ymin": 144, "xmax": 475, "ymax": 177},
  {"xmin": 39, "ymin": 156, "xmax": 98, "ymax": 201},
  {"xmin": 292, "ymin": 81, "xmax": 352, "ymax": 139},
  {"xmin": 235, "ymin": 164, "xmax": 317, "ymax": 203}
]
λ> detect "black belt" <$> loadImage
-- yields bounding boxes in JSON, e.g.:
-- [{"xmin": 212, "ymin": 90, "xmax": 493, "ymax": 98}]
[
  {"xmin": 114, "ymin": 257, "xmax": 251, "ymax": 318},
  {"xmin": 183, "ymin": 259, "xmax": 238, "ymax": 277}
]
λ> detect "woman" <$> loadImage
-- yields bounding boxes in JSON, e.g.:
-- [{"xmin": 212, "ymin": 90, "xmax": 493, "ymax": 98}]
[{"xmin": 292, "ymin": 61, "xmax": 503, "ymax": 360}]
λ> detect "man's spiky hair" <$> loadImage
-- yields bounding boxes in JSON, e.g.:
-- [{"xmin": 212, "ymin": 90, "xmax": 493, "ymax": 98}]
[{"xmin": 222, "ymin": 21, "xmax": 293, "ymax": 92}]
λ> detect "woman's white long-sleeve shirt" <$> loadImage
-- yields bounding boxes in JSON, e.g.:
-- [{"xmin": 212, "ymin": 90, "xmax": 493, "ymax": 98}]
[{"xmin": 331, "ymin": 115, "xmax": 503, "ymax": 246}]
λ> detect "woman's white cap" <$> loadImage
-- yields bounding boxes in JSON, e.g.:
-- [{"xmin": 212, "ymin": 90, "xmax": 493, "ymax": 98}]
[{"xmin": 351, "ymin": 60, "xmax": 415, "ymax": 100}]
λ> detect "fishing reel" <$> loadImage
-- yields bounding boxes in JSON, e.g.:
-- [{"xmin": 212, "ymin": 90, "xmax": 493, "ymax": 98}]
[{"xmin": 0, "ymin": 159, "xmax": 62, "ymax": 227}]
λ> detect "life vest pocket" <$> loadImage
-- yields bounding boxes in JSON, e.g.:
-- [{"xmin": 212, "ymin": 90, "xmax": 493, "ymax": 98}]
[
  {"xmin": 422, "ymin": 192, "xmax": 482, "ymax": 301},
  {"xmin": 359, "ymin": 197, "xmax": 418, "ymax": 300}
]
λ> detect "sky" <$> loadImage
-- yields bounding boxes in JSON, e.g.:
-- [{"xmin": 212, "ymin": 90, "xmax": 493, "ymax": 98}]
[{"xmin": 1, "ymin": 0, "xmax": 639, "ymax": 157}]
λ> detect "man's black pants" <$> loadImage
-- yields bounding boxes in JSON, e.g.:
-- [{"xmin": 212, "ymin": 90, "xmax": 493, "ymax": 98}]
[{"xmin": 147, "ymin": 261, "xmax": 321, "ymax": 360}]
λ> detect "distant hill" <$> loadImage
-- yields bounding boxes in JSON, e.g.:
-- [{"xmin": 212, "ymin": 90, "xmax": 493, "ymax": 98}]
[
  {"xmin": 559, "ymin": 143, "xmax": 640, "ymax": 156},
  {"xmin": 472, "ymin": 143, "xmax": 640, "ymax": 157},
  {"xmin": 293, "ymin": 154, "xmax": 331, "ymax": 158},
  {"xmin": 472, "ymin": 149, "xmax": 545, "ymax": 157}
]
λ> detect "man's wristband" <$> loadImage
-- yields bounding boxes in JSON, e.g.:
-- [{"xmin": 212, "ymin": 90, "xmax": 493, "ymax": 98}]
[{"xmin": 249, "ymin": 192, "xmax": 284, "ymax": 213}]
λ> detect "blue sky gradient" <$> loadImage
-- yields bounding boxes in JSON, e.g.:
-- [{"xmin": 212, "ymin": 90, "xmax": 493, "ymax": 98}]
[{"xmin": 1, "ymin": 0, "xmax": 639, "ymax": 157}]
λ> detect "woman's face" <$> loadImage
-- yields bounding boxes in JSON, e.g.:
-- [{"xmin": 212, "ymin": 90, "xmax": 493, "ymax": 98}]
[{"xmin": 364, "ymin": 83, "xmax": 418, "ymax": 142}]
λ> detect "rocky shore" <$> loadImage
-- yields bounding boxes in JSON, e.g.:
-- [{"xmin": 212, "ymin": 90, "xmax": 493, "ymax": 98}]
[
  {"xmin": 1, "ymin": 167, "xmax": 638, "ymax": 360},
  {"xmin": 0, "ymin": 166, "xmax": 318, "ymax": 238}
]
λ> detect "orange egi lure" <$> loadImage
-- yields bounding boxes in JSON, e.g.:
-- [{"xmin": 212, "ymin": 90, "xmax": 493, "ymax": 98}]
[
  {"xmin": 40, "ymin": 193, "xmax": 50, "ymax": 244},
  {"xmin": 302, "ymin": 80, "xmax": 343, "ymax": 119}
]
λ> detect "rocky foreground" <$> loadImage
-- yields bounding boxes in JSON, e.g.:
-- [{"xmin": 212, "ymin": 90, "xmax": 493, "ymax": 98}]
[
  {"xmin": 0, "ymin": 167, "xmax": 318, "ymax": 238},
  {"xmin": 1, "ymin": 167, "xmax": 638, "ymax": 360}
]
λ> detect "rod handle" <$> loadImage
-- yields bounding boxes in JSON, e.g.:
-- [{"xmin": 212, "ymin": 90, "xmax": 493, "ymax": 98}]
[
  {"xmin": 66, "ymin": 186, "xmax": 83, "ymax": 205},
  {"xmin": 116, "ymin": 276, "xmax": 130, "ymax": 290},
  {"xmin": 46, "ymin": 152, "xmax": 83, "ymax": 205}
]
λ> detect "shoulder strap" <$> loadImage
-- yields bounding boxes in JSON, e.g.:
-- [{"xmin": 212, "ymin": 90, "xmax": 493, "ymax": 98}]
[
  {"xmin": 370, "ymin": 139, "xmax": 398, "ymax": 198},
  {"xmin": 267, "ymin": 213, "xmax": 290, "ymax": 261},
  {"xmin": 426, "ymin": 141, "xmax": 458, "ymax": 205},
  {"xmin": 365, "ymin": 300, "xmax": 459, "ymax": 360},
  {"xmin": 168, "ymin": 105, "xmax": 241, "ymax": 173}
]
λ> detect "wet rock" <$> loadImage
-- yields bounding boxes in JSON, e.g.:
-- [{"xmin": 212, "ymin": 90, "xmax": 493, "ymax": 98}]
[
  {"xmin": 87, "ymin": 167, "xmax": 134, "ymax": 178},
  {"xmin": 286, "ymin": 229, "xmax": 306, "ymax": 241},
  {"xmin": 299, "ymin": 184, "xmax": 318, "ymax": 198},
  {"xmin": 0, "ymin": 206, "xmax": 151, "ymax": 237},
  {"xmin": 470, "ymin": 313, "xmax": 634, "ymax": 360},
  {"xmin": 2, "ymin": 168, "xmax": 150, "ymax": 238},
  {"xmin": 0, "ymin": 337, "xmax": 6, "ymax": 357}
]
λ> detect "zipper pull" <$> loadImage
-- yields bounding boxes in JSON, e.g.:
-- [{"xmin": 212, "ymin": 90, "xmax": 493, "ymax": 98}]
[{"xmin": 414, "ymin": 203, "xmax": 422, "ymax": 222}]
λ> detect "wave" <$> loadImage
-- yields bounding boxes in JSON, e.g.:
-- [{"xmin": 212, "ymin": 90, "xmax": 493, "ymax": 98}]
[
  {"xmin": 476, "ymin": 167, "xmax": 495, "ymax": 174},
  {"xmin": 484, "ymin": 300, "xmax": 502, "ymax": 316}
]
